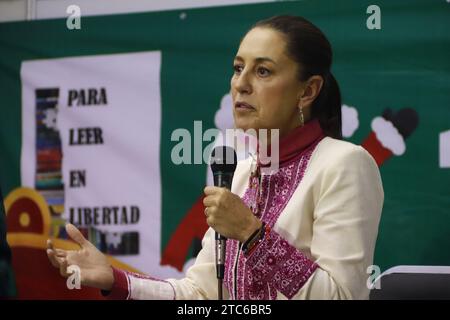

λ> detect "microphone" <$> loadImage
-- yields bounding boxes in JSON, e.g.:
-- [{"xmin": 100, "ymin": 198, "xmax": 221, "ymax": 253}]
[{"xmin": 210, "ymin": 146, "xmax": 237, "ymax": 299}]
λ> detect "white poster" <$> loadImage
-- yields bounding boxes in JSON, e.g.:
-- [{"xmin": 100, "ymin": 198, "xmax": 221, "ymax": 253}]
[{"xmin": 20, "ymin": 51, "xmax": 184, "ymax": 278}]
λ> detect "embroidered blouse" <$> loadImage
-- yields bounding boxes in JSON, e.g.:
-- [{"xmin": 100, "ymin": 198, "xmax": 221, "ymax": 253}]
[{"xmin": 104, "ymin": 119, "xmax": 384, "ymax": 300}]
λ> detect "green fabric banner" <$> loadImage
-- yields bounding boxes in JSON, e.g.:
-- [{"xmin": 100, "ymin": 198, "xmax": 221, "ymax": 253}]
[{"xmin": 0, "ymin": 0, "xmax": 449, "ymax": 292}]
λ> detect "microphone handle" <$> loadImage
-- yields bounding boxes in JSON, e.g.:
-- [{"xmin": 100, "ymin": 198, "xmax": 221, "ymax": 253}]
[
  {"xmin": 215, "ymin": 232, "xmax": 226, "ymax": 280},
  {"xmin": 213, "ymin": 172, "xmax": 231, "ymax": 241},
  {"xmin": 213, "ymin": 171, "xmax": 234, "ymax": 293}
]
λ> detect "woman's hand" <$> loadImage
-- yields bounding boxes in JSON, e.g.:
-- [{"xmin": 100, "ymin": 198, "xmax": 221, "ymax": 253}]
[
  {"xmin": 46, "ymin": 224, "xmax": 114, "ymax": 291},
  {"xmin": 203, "ymin": 186, "xmax": 262, "ymax": 243}
]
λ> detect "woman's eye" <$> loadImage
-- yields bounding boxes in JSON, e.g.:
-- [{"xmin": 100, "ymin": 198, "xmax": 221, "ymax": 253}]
[
  {"xmin": 257, "ymin": 67, "xmax": 271, "ymax": 77},
  {"xmin": 233, "ymin": 65, "xmax": 243, "ymax": 74}
]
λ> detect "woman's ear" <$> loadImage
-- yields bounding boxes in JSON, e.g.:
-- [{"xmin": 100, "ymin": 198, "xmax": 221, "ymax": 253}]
[{"xmin": 298, "ymin": 75, "xmax": 324, "ymax": 109}]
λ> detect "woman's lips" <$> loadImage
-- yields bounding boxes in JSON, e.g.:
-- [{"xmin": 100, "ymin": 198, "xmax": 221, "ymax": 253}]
[{"xmin": 235, "ymin": 102, "xmax": 255, "ymax": 110}]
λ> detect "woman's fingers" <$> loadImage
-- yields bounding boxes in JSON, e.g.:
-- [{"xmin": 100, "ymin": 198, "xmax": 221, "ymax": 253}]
[
  {"xmin": 66, "ymin": 223, "xmax": 89, "ymax": 248},
  {"xmin": 47, "ymin": 239, "xmax": 54, "ymax": 250},
  {"xmin": 47, "ymin": 249, "xmax": 58, "ymax": 267},
  {"xmin": 203, "ymin": 188, "xmax": 227, "ymax": 207},
  {"xmin": 47, "ymin": 239, "xmax": 60, "ymax": 267},
  {"xmin": 59, "ymin": 258, "xmax": 69, "ymax": 277},
  {"xmin": 47, "ymin": 249, "xmax": 63, "ymax": 268},
  {"xmin": 203, "ymin": 186, "xmax": 221, "ymax": 195},
  {"xmin": 203, "ymin": 186, "xmax": 229, "ymax": 203},
  {"xmin": 203, "ymin": 195, "xmax": 216, "ymax": 208},
  {"xmin": 47, "ymin": 238, "xmax": 78, "ymax": 279},
  {"xmin": 54, "ymin": 248, "xmax": 67, "ymax": 257},
  {"xmin": 47, "ymin": 239, "xmax": 69, "ymax": 267}
]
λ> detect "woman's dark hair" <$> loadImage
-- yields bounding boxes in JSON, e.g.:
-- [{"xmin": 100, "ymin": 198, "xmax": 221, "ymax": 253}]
[{"xmin": 253, "ymin": 15, "xmax": 342, "ymax": 139}]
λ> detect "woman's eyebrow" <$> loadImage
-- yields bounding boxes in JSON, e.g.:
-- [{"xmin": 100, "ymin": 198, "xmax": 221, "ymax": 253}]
[{"xmin": 234, "ymin": 56, "xmax": 277, "ymax": 65}]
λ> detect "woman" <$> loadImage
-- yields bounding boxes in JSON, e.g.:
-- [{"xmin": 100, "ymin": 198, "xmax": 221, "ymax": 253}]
[{"xmin": 47, "ymin": 15, "xmax": 383, "ymax": 300}]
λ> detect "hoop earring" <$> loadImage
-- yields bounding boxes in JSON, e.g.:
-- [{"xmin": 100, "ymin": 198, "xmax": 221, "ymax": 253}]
[{"xmin": 298, "ymin": 105, "xmax": 304, "ymax": 127}]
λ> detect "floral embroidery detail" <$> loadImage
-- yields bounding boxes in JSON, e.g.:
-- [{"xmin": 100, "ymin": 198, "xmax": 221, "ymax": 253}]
[
  {"xmin": 224, "ymin": 234, "xmax": 239, "ymax": 298},
  {"xmin": 224, "ymin": 141, "xmax": 320, "ymax": 300},
  {"xmin": 245, "ymin": 228, "xmax": 318, "ymax": 299}
]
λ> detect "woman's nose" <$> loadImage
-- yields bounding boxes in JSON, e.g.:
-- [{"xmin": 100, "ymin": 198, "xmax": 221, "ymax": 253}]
[{"xmin": 233, "ymin": 72, "xmax": 252, "ymax": 94}]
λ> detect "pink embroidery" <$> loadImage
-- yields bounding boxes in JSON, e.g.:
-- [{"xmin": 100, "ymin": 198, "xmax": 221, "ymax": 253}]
[
  {"xmin": 244, "ymin": 228, "xmax": 318, "ymax": 299},
  {"xmin": 224, "ymin": 141, "xmax": 319, "ymax": 300},
  {"xmin": 224, "ymin": 235, "xmax": 239, "ymax": 299}
]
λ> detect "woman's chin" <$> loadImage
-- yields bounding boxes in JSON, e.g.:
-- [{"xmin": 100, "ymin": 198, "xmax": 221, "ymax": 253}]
[
  {"xmin": 233, "ymin": 115, "xmax": 258, "ymax": 132},
  {"xmin": 234, "ymin": 121, "xmax": 256, "ymax": 133}
]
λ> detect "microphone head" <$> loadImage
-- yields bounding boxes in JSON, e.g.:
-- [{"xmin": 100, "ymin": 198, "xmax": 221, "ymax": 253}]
[{"xmin": 210, "ymin": 146, "xmax": 237, "ymax": 175}]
